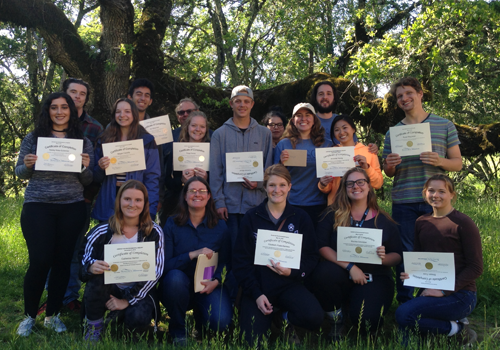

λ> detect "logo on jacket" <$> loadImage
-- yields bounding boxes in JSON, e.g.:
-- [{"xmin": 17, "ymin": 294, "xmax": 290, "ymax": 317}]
[{"xmin": 288, "ymin": 223, "xmax": 295, "ymax": 232}]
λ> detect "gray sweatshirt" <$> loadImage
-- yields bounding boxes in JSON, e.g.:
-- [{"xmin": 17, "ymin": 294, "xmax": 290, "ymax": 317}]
[
  {"xmin": 209, "ymin": 117, "xmax": 273, "ymax": 214},
  {"xmin": 15, "ymin": 132, "xmax": 94, "ymax": 204}
]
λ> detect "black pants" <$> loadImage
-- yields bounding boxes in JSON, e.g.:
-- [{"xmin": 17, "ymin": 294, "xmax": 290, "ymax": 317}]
[
  {"xmin": 84, "ymin": 274, "xmax": 157, "ymax": 331},
  {"xmin": 308, "ymin": 260, "xmax": 394, "ymax": 332},
  {"xmin": 239, "ymin": 283, "xmax": 323, "ymax": 344},
  {"xmin": 294, "ymin": 204, "xmax": 326, "ymax": 230},
  {"xmin": 21, "ymin": 201, "xmax": 86, "ymax": 318}
]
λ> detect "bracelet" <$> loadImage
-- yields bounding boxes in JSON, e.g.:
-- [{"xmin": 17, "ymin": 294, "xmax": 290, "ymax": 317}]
[
  {"xmin": 346, "ymin": 262, "xmax": 354, "ymax": 271},
  {"xmin": 441, "ymin": 290, "xmax": 446, "ymax": 296}
]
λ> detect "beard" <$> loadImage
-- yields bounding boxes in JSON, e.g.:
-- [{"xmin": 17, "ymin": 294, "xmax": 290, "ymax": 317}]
[{"xmin": 314, "ymin": 99, "xmax": 336, "ymax": 114}]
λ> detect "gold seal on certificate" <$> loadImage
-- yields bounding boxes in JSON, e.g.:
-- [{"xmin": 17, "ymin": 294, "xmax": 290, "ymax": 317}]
[
  {"xmin": 403, "ymin": 252, "xmax": 455, "ymax": 291},
  {"xmin": 337, "ymin": 227, "xmax": 383, "ymax": 265},
  {"xmin": 139, "ymin": 115, "xmax": 173, "ymax": 145},
  {"xmin": 226, "ymin": 151, "xmax": 264, "ymax": 182},
  {"xmin": 35, "ymin": 137, "xmax": 84, "ymax": 173},
  {"xmin": 104, "ymin": 242, "xmax": 156, "ymax": 284},
  {"xmin": 102, "ymin": 139, "xmax": 146, "ymax": 176},
  {"xmin": 173, "ymin": 142, "xmax": 210, "ymax": 171},
  {"xmin": 315, "ymin": 147, "xmax": 355, "ymax": 178},
  {"xmin": 254, "ymin": 229, "xmax": 303, "ymax": 269},
  {"xmin": 389, "ymin": 123, "xmax": 432, "ymax": 156}
]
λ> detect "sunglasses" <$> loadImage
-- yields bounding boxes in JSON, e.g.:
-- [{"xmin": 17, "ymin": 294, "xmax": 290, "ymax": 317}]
[{"xmin": 177, "ymin": 109, "xmax": 195, "ymax": 116}]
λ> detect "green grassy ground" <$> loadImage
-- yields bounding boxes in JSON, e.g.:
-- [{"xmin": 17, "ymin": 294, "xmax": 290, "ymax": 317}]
[{"xmin": 0, "ymin": 195, "xmax": 498, "ymax": 349}]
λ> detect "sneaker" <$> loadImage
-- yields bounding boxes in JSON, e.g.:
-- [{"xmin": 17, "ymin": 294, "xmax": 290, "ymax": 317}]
[
  {"xmin": 456, "ymin": 324, "xmax": 477, "ymax": 347},
  {"xmin": 65, "ymin": 299, "xmax": 82, "ymax": 312},
  {"xmin": 37, "ymin": 302, "xmax": 47, "ymax": 316},
  {"xmin": 17, "ymin": 316, "xmax": 36, "ymax": 337},
  {"xmin": 85, "ymin": 321, "xmax": 104, "ymax": 342},
  {"xmin": 44, "ymin": 314, "xmax": 67, "ymax": 333}
]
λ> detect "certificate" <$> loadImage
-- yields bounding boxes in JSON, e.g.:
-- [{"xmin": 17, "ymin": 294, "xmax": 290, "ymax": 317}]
[
  {"xmin": 403, "ymin": 252, "xmax": 455, "ymax": 291},
  {"xmin": 315, "ymin": 147, "xmax": 355, "ymax": 177},
  {"xmin": 337, "ymin": 227, "xmax": 383, "ymax": 265},
  {"xmin": 254, "ymin": 229, "xmax": 303, "ymax": 269},
  {"xmin": 104, "ymin": 242, "xmax": 156, "ymax": 284},
  {"xmin": 35, "ymin": 137, "xmax": 83, "ymax": 173},
  {"xmin": 139, "ymin": 115, "xmax": 173, "ymax": 145},
  {"xmin": 389, "ymin": 123, "xmax": 432, "ymax": 156},
  {"xmin": 194, "ymin": 253, "xmax": 218, "ymax": 293},
  {"xmin": 283, "ymin": 149, "xmax": 307, "ymax": 167},
  {"xmin": 102, "ymin": 139, "xmax": 146, "ymax": 176},
  {"xmin": 226, "ymin": 151, "xmax": 264, "ymax": 182},
  {"xmin": 173, "ymin": 142, "xmax": 210, "ymax": 171}
]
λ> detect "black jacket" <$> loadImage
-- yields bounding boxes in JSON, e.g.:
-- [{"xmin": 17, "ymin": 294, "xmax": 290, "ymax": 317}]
[
  {"xmin": 80, "ymin": 222, "xmax": 164, "ymax": 305},
  {"xmin": 233, "ymin": 199, "xmax": 319, "ymax": 301}
]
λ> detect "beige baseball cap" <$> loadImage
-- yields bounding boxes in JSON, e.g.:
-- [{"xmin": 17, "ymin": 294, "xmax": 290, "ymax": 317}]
[
  {"xmin": 292, "ymin": 102, "xmax": 316, "ymax": 116},
  {"xmin": 231, "ymin": 85, "xmax": 254, "ymax": 100}
]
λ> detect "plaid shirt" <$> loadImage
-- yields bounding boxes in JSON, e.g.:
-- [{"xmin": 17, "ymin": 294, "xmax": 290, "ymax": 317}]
[{"xmin": 80, "ymin": 111, "xmax": 103, "ymax": 147}]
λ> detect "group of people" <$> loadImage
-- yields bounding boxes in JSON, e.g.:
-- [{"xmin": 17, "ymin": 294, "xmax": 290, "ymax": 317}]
[{"xmin": 15, "ymin": 76, "xmax": 483, "ymax": 347}]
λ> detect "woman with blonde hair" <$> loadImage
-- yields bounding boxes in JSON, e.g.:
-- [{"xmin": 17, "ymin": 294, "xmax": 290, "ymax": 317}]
[
  {"xmin": 81, "ymin": 180, "xmax": 164, "ymax": 342},
  {"xmin": 162, "ymin": 111, "xmax": 211, "ymax": 220},
  {"xmin": 92, "ymin": 98, "xmax": 160, "ymax": 222},
  {"xmin": 274, "ymin": 103, "xmax": 332, "ymax": 227},
  {"xmin": 396, "ymin": 174, "xmax": 482, "ymax": 347},
  {"xmin": 308, "ymin": 167, "xmax": 402, "ymax": 340}
]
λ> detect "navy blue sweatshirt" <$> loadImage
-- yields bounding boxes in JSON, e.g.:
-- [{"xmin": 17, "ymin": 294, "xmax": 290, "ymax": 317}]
[{"xmin": 232, "ymin": 199, "xmax": 319, "ymax": 301}]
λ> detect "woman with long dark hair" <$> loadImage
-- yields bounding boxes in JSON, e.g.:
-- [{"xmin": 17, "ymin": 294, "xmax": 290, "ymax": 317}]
[
  {"xmin": 81, "ymin": 180, "xmax": 164, "ymax": 341},
  {"xmin": 308, "ymin": 167, "xmax": 402, "ymax": 340},
  {"xmin": 15, "ymin": 92, "xmax": 93, "ymax": 336},
  {"xmin": 396, "ymin": 174, "xmax": 482, "ymax": 347},
  {"xmin": 274, "ymin": 103, "xmax": 333, "ymax": 227},
  {"xmin": 92, "ymin": 98, "xmax": 160, "ymax": 222},
  {"xmin": 160, "ymin": 176, "xmax": 231, "ymax": 346}
]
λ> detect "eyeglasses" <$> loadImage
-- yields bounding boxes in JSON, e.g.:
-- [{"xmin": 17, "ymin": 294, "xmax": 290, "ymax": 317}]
[
  {"xmin": 177, "ymin": 109, "xmax": 195, "ymax": 116},
  {"xmin": 345, "ymin": 179, "xmax": 368, "ymax": 188},
  {"xmin": 187, "ymin": 189, "xmax": 208, "ymax": 195},
  {"xmin": 267, "ymin": 123, "xmax": 284, "ymax": 128}
]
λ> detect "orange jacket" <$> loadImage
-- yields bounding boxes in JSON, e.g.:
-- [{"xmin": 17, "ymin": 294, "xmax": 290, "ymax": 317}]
[{"xmin": 318, "ymin": 143, "xmax": 383, "ymax": 205}]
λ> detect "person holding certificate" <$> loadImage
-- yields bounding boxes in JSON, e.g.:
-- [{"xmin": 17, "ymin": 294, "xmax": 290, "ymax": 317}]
[
  {"xmin": 396, "ymin": 175, "xmax": 482, "ymax": 346},
  {"xmin": 308, "ymin": 168, "xmax": 402, "ymax": 340},
  {"xmin": 92, "ymin": 98, "xmax": 160, "ymax": 222},
  {"xmin": 318, "ymin": 115, "xmax": 383, "ymax": 205},
  {"xmin": 161, "ymin": 111, "xmax": 210, "ymax": 223},
  {"xmin": 81, "ymin": 180, "xmax": 164, "ymax": 342},
  {"xmin": 233, "ymin": 164, "xmax": 323, "ymax": 345},
  {"xmin": 159, "ymin": 177, "xmax": 231, "ymax": 346},
  {"xmin": 15, "ymin": 92, "xmax": 93, "ymax": 336},
  {"xmin": 274, "ymin": 103, "xmax": 332, "ymax": 227}
]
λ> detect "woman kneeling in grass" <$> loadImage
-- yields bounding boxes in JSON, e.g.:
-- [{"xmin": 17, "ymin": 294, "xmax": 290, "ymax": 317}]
[
  {"xmin": 81, "ymin": 180, "xmax": 164, "ymax": 341},
  {"xmin": 396, "ymin": 174, "xmax": 483, "ymax": 347}
]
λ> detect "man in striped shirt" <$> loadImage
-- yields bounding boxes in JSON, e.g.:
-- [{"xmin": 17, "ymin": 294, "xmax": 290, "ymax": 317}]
[{"xmin": 382, "ymin": 77, "xmax": 462, "ymax": 303}]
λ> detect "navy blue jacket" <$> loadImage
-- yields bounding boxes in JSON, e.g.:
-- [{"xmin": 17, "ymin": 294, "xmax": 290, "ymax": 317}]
[
  {"xmin": 163, "ymin": 215, "xmax": 230, "ymax": 282},
  {"xmin": 233, "ymin": 199, "xmax": 319, "ymax": 301}
]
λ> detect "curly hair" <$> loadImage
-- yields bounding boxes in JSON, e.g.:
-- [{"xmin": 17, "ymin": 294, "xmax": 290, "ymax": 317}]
[
  {"xmin": 389, "ymin": 77, "xmax": 423, "ymax": 99},
  {"xmin": 282, "ymin": 109, "xmax": 325, "ymax": 148},
  {"xmin": 109, "ymin": 180, "xmax": 154, "ymax": 236},
  {"xmin": 326, "ymin": 167, "xmax": 395, "ymax": 230},
  {"xmin": 174, "ymin": 177, "xmax": 219, "ymax": 229},
  {"xmin": 178, "ymin": 111, "xmax": 211, "ymax": 143},
  {"xmin": 128, "ymin": 78, "xmax": 155, "ymax": 100},
  {"xmin": 100, "ymin": 98, "xmax": 148, "ymax": 143},
  {"xmin": 33, "ymin": 92, "xmax": 83, "ymax": 140}
]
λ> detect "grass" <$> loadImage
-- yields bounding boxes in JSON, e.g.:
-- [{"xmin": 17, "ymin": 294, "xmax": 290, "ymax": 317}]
[{"xmin": 0, "ymin": 194, "xmax": 499, "ymax": 349}]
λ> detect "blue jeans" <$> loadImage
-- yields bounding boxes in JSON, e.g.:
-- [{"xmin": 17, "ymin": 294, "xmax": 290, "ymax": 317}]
[
  {"xmin": 392, "ymin": 202, "xmax": 432, "ymax": 303},
  {"xmin": 160, "ymin": 269, "xmax": 232, "ymax": 339},
  {"xmin": 396, "ymin": 290, "xmax": 477, "ymax": 343}
]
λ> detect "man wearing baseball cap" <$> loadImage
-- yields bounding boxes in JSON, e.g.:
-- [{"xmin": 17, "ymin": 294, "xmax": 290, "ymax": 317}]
[{"xmin": 210, "ymin": 85, "xmax": 273, "ymax": 249}]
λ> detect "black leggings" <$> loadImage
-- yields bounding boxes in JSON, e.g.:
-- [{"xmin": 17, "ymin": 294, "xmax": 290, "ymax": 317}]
[
  {"xmin": 84, "ymin": 274, "xmax": 157, "ymax": 331},
  {"xmin": 21, "ymin": 201, "xmax": 86, "ymax": 317},
  {"xmin": 308, "ymin": 260, "xmax": 394, "ymax": 332}
]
